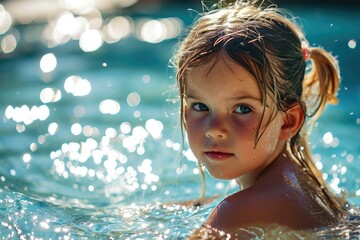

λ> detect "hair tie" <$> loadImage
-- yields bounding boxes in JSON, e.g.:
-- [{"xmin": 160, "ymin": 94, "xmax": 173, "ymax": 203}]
[{"xmin": 302, "ymin": 47, "xmax": 310, "ymax": 61}]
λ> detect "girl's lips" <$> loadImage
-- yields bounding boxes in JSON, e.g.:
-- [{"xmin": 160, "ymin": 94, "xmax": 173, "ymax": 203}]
[{"xmin": 205, "ymin": 151, "xmax": 234, "ymax": 161}]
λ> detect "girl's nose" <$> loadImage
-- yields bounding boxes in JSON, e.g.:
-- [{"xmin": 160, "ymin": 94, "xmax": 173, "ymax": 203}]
[{"xmin": 205, "ymin": 115, "xmax": 228, "ymax": 139}]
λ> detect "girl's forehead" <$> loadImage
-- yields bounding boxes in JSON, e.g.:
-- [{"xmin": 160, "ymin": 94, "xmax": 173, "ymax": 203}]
[
  {"xmin": 185, "ymin": 58, "xmax": 264, "ymax": 100},
  {"xmin": 186, "ymin": 57, "xmax": 258, "ymax": 87}
]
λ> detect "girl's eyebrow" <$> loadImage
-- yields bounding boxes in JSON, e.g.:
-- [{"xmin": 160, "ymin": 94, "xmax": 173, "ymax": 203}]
[
  {"xmin": 184, "ymin": 94, "xmax": 199, "ymax": 99},
  {"xmin": 184, "ymin": 91, "xmax": 202, "ymax": 99},
  {"xmin": 185, "ymin": 93, "xmax": 262, "ymax": 102},
  {"xmin": 229, "ymin": 95, "xmax": 262, "ymax": 102}
]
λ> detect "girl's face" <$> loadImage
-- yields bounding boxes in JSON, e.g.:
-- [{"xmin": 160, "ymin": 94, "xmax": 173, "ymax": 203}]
[{"xmin": 184, "ymin": 57, "xmax": 286, "ymax": 181}]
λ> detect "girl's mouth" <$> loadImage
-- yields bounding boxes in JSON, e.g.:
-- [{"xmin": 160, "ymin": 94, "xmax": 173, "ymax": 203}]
[{"xmin": 205, "ymin": 151, "xmax": 234, "ymax": 161}]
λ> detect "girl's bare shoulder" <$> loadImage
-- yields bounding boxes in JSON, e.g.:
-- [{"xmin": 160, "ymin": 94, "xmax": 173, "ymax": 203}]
[{"xmin": 204, "ymin": 157, "xmax": 337, "ymax": 232}]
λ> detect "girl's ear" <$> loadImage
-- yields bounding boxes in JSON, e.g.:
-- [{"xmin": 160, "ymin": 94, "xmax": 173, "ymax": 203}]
[{"xmin": 279, "ymin": 103, "xmax": 305, "ymax": 140}]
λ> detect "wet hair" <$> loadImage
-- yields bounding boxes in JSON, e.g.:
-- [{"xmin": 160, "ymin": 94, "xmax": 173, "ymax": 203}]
[{"xmin": 173, "ymin": 1, "xmax": 346, "ymax": 217}]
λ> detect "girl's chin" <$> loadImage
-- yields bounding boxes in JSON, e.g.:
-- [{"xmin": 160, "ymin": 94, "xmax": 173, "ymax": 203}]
[{"xmin": 205, "ymin": 169, "xmax": 239, "ymax": 180}]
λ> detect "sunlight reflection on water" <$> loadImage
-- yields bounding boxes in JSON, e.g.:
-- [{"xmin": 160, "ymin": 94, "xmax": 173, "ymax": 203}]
[{"xmin": 0, "ymin": 1, "xmax": 183, "ymax": 54}]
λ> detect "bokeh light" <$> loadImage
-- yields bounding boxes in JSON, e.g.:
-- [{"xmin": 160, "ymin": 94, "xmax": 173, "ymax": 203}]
[
  {"xmin": 40, "ymin": 88, "xmax": 62, "ymax": 103},
  {"xmin": 0, "ymin": 4, "xmax": 12, "ymax": 34},
  {"xmin": 64, "ymin": 76, "xmax": 92, "ymax": 97},
  {"xmin": 48, "ymin": 122, "xmax": 59, "ymax": 135},
  {"xmin": 4, "ymin": 104, "xmax": 50, "ymax": 124},
  {"xmin": 71, "ymin": 123, "xmax": 82, "ymax": 136},
  {"xmin": 23, "ymin": 153, "xmax": 32, "ymax": 163},
  {"xmin": 137, "ymin": 17, "xmax": 182, "ymax": 43},
  {"xmin": 348, "ymin": 39, "xmax": 357, "ymax": 49},
  {"xmin": 120, "ymin": 122, "xmax": 132, "ymax": 134},
  {"xmin": 79, "ymin": 29, "xmax": 103, "ymax": 52},
  {"xmin": 1, "ymin": 34, "xmax": 17, "ymax": 53},
  {"xmin": 145, "ymin": 119, "xmax": 163, "ymax": 139},
  {"xmin": 103, "ymin": 16, "xmax": 132, "ymax": 43},
  {"xmin": 140, "ymin": 19, "xmax": 167, "ymax": 43},
  {"xmin": 127, "ymin": 92, "xmax": 141, "ymax": 107},
  {"xmin": 1, "ymin": 0, "xmax": 183, "ymax": 55},
  {"xmin": 55, "ymin": 12, "xmax": 78, "ymax": 36},
  {"xmin": 323, "ymin": 132, "xmax": 334, "ymax": 145},
  {"xmin": 99, "ymin": 99, "xmax": 121, "ymax": 115},
  {"xmin": 40, "ymin": 53, "xmax": 57, "ymax": 73},
  {"xmin": 60, "ymin": 0, "xmax": 95, "ymax": 13}
]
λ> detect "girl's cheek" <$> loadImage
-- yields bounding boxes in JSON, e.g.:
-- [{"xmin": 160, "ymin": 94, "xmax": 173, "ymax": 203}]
[
  {"xmin": 262, "ymin": 120, "xmax": 282, "ymax": 153},
  {"xmin": 185, "ymin": 118, "xmax": 200, "ymax": 133}
]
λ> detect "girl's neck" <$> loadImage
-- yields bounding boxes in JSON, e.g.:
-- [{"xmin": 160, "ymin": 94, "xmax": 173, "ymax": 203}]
[
  {"xmin": 235, "ymin": 174, "xmax": 258, "ymax": 190},
  {"xmin": 235, "ymin": 148, "xmax": 290, "ymax": 190}
]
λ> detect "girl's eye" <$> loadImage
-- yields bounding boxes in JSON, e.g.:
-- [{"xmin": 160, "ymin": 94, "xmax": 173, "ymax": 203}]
[
  {"xmin": 192, "ymin": 103, "xmax": 209, "ymax": 112},
  {"xmin": 235, "ymin": 105, "xmax": 252, "ymax": 114}
]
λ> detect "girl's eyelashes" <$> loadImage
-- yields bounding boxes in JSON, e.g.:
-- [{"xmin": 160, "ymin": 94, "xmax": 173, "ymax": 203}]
[
  {"xmin": 192, "ymin": 103, "xmax": 209, "ymax": 111},
  {"xmin": 234, "ymin": 105, "xmax": 252, "ymax": 114},
  {"xmin": 190, "ymin": 102, "xmax": 252, "ymax": 114}
]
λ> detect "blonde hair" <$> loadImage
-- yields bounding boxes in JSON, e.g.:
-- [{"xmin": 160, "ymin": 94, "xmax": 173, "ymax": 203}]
[{"xmin": 173, "ymin": 1, "xmax": 345, "ymax": 217}]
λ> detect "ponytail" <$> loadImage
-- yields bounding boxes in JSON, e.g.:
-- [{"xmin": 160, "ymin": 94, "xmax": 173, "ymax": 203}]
[
  {"xmin": 293, "ymin": 46, "xmax": 347, "ymax": 218},
  {"xmin": 303, "ymin": 47, "xmax": 340, "ymax": 126}
]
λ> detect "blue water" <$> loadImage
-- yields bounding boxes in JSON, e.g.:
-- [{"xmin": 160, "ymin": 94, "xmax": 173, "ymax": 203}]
[{"xmin": 0, "ymin": 3, "xmax": 359, "ymax": 239}]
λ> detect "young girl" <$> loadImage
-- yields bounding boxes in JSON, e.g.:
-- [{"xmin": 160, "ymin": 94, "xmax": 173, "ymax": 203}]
[{"xmin": 173, "ymin": 0, "xmax": 350, "ymax": 235}]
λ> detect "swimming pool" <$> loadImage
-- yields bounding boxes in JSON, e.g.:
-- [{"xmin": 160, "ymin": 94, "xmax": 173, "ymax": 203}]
[{"xmin": 0, "ymin": 2, "xmax": 359, "ymax": 239}]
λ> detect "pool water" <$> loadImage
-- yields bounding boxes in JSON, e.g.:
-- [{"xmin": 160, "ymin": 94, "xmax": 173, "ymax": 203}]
[{"xmin": 0, "ymin": 3, "xmax": 359, "ymax": 239}]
